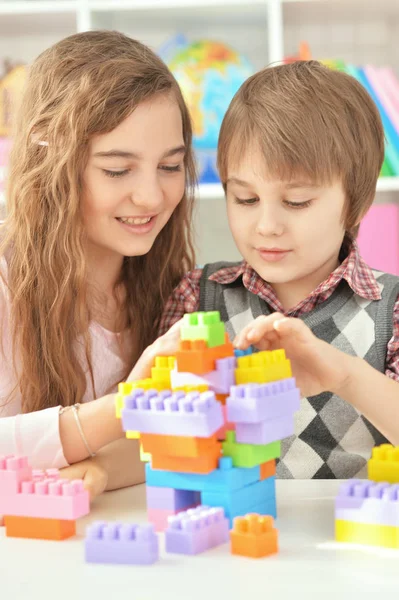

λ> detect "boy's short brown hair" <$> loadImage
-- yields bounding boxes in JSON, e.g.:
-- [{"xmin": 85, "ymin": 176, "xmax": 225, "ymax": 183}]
[{"xmin": 217, "ymin": 60, "xmax": 384, "ymax": 237}]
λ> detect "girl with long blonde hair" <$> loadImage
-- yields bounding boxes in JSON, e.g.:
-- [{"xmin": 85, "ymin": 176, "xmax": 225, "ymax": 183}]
[{"xmin": 0, "ymin": 30, "xmax": 196, "ymax": 497}]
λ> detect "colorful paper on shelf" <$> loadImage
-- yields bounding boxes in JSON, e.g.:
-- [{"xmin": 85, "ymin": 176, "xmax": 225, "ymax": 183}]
[{"xmin": 358, "ymin": 204, "xmax": 399, "ymax": 275}]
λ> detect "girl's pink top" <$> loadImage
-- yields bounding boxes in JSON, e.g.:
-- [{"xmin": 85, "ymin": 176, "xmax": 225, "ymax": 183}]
[{"xmin": 0, "ymin": 257, "xmax": 128, "ymax": 469}]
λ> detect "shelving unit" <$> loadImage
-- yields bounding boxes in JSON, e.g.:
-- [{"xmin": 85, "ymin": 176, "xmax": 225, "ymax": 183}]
[{"xmin": 1, "ymin": 0, "xmax": 399, "ymax": 262}]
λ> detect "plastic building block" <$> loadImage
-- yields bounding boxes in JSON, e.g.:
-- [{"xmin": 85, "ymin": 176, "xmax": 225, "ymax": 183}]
[
  {"xmin": 335, "ymin": 519, "xmax": 399, "ymax": 549},
  {"xmin": 176, "ymin": 335, "xmax": 234, "ymax": 375},
  {"xmin": 173, "ymin": 384, "xmax": 210, "ymax": 394},
  {"xmin": 0, "ymin": 515, "xmax": 3, "ymax": 526},
  {"xmin": 234, "ymin": 347, "xmax": 253, "ymax": 357},
  {"xmin": 171, "ymin": 357, "xmax": 236, "ymax": 395},
  {"xmin": 145, "ymin": 457, "xmax": 260, "ymax": 492},
  {"xmin": 146, "ymin": 486, "xmax": 201, "ymax": 511},
  {"xmin": 235, "ymin": 415, "xmax": 295, "ymax": 445},
  {"xmin": 4, "ymin": 515, "xmax": 76, "ymax": 540},
  {"xmin": 121, "ymin": 389, "xmax": 223, "ymax": 438},
  {"xmin": 140, "ymin": 432, "xmax": 219, "ymax": 458},
  {"xmin": 335, "ymin": 479, "xmax": 399, "ymax": 526},
  {"xmin": 226, "ymin": 379, "xmax": 300, "ymax": 424},
  {"xmin": 165, "ymin": 506, "xmax": 229, "ymax": 555},
  {"xmin": 150, "ymin": 446, "xmax": 221, "ymax": 474},
  {"xmin": 235, "ymin": 350, "xmax": 292, "ymax": 385},
  {"xmin": 85, "ymin": 521, "xmax": 159, "ymax": 565},
  {"xmin": 368, "ymin": 444, "xmax": 399, "ymax": 483},
  {"xmin": 0, "ymin": 460, "xmax": 89, "ymax": 520},
  {"xmin": 230, "ymin": 514, "xmax": 278, "ymax": 558},
  {"xmin": 126, "ymin": 430, "xmax": 140, "ymax": 439},
  {"xmin": 222, "ymin": 431, "xmax": 281, "ymax": 468},
  {"xmin": 181, "ymin": 312, "xmax": 226, "ymax": 348},
  {"xmin": 202, "ymin": 476, "xmax": 276, "ymax": 523},
  {"xmin": 260, "ymin": 460, "xmax": 276, "ymax": 480},
  {"xmin": 147, "ymin": 505, "xmax": 200, "ymax": 532},
  {"xmin": 151, "ymin": 356, "xmax": 176, "ymax": 387},
  {"xmin": 0, "ymin": 455, "xmax": 33, "ymax": 494}
]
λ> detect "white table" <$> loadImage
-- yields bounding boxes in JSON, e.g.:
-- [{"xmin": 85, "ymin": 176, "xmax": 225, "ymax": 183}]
[{"xmin": 1, "ymin": 480, "xmax": 398, "ymax": 600}]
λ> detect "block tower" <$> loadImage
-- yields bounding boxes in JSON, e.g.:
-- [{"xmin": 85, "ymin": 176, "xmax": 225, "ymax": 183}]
[{"xmin": 116, "ymin": 311, "xmax": 300, "ymax": 530}]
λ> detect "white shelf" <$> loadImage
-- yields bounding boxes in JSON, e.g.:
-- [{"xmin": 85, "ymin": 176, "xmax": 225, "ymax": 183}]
[
  {"xmin": 90, "ymin": 0, "xmax": 268, "ymax": 9},
  {"xmin": 199, "ymin": 178, "xmax": 399, "ymax": 199}
]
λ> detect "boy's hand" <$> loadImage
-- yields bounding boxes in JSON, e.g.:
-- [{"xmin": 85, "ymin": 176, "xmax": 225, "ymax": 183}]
[
  {"xmin": 234, "ymin": 313, "xmax": 352, "ymax": 398},
  {"xmin": 59, "ymin": 458, "xmax": 108, "ymax": 501},
  {"xmin": 127, "ymin": 319, "xmax": 183, "ymax": 382}
]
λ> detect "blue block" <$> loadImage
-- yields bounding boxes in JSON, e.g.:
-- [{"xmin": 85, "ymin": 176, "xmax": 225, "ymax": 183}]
[
  {"xmin": 234, "ymin": 347, "xmax": 254, "ymax": 358},
  {"xmin": 145, "ymin": 457, "xmax": 260, "ymax": 492},
  {"xmin": 202, "ymin": 476, "xmax": 276, "ymax": 520}
]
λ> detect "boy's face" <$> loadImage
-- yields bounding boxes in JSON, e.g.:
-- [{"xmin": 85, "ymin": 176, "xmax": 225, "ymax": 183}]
[{"xmin": 225, "ymin": 150, "xmax": 347, "ymax": 298}]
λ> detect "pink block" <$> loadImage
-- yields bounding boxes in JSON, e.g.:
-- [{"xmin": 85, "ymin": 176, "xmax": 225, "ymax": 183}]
[
  {"xmin": 358, "ymin": 204, "xmax": 399, "ymax": 276},
  {"xmin": 147, "ymin": 504, "xmax": 199, "ymax": 532},
  {"xmin": 0, "ymin": 455, "xmax": 89, "ymax": 520},
  {"xmin": 0, "ymin": 455, "xmax": 33, "ymax": 494}
]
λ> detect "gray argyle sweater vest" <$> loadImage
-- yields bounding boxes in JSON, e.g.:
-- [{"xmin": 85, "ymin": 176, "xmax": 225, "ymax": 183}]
[{"xmin": 199, "ymin": 262, "xmax": 399, "ymax": 479}]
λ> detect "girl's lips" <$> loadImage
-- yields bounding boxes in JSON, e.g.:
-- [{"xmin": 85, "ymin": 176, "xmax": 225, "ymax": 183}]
[
  {"xmin": 115, "ymin": 215, "xmax": 157, "ymax": 235},
  {"xmin": 257, "ymin": 248, "xmax": 292, "ymax": 263}
]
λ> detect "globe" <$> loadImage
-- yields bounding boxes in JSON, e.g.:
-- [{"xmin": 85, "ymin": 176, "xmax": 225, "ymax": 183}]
[{"xmin": 161, "ymin": 37, "xmax": 253, "ymax": 183}]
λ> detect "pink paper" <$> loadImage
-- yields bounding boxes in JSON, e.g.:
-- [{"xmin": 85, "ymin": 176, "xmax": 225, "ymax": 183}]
[{"xmin": 358, "ymin": 204, "xmax": 399, "ymax": 275}]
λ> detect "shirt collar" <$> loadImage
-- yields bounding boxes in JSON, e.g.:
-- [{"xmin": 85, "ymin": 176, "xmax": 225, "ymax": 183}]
[{"xmin": 208, "ymin": 238, "xmax": 381, "ymax": 302}]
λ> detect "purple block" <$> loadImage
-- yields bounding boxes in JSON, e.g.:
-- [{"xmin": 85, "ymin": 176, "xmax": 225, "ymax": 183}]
[
  {"xmin": 336, "ymin": 479, "xmax": 399, "ymax": 509},
  {"xmin": 121, "ymin": 389, "xmax": 223, "ymax": 438},
  {"xmin": 170, "ymin": 357, "xmax": 236, "ymax": 395},
  {"xmin": 85, "ymin": 521, "xmax": 159, "ymax": 565},
  {"xmin": 227, "ymin": 379, "xmax": 300, "ymax": 424},
  {"xmin": 165, "ymin": 506, "xmax": 229, "ymax": 555},
  {"xmin": 235, "ymin": 414, "xmax": 295, "ymax": 445},
  {"xmin": 146, "ymin": 486, "xmax": 201, "ymax": 511}
]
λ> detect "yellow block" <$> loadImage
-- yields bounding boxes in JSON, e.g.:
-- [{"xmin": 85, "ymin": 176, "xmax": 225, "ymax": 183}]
[
  {"xmin": 368, "ymin": 444, "xmax": 399, "ymax": 484},
  {"xmin": 118, "ymin": 382, "xmax": 134, "ymax": 395},
  {"xmin": 126, "ymin": 430, "xmax": 140, "ymax": 440},
  {"xmin": 335, "ymin": 519, "xmax": 399, "ymax": 549},
  {"xmin": 235, "ymin": 349, "xmax": 292, "ymax": 384},
  {"xmin": 172, "ymin": 384, "xmax": 209, "ymax": 393},
  {"xmin": 115, "ymin": 393, "xmax": 125, "ymax": 419},
  {"xmin": 151, "ymin": 356, "xmax": 176, "ymax": 386}
]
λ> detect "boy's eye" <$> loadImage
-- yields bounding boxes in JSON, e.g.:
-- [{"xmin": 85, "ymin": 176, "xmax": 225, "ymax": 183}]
[
  {"xmin": 159, "ymin": 164, "xmax": 182, "ymax": 173},
  {"xmin": 103, "ymin": 169, "xmax": 129, "ymax": 178},
  {"xmin": 234, "ymin": 197, "xmax": 258, "ymax": 206},
  {"xmin": 284, "ymin": 199, "xmax": 312, "ymax": 209}
]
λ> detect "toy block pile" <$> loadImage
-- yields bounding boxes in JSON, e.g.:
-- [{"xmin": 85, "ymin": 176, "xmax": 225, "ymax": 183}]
[
  {"xmin": 0, "ymin": 455, "xmax": 90, "ymax": 540},
  {"xmin": 335, "ymin": 444, "xmax": 399, "ymax": 549},
  {"xmin": 116, "ymin": 311, "xmax": 300, "ymax": 535}
]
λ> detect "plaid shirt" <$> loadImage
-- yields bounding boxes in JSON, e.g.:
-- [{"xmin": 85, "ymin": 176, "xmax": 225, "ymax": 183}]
[{"xmin": 160, "ymin": 239, "xmax": 399, "ymax": 382}]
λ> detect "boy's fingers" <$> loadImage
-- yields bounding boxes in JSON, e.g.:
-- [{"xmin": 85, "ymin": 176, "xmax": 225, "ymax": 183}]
[
  {"xmin": 236, "ymin": 313, "xmax": 286, "ymax": 347},
  {"xmin": 273, "ymin": 315, "xmax": 311, "ymax": 343}
]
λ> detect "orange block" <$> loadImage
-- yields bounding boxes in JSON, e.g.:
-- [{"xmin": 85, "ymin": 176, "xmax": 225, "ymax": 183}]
[
  {"xmin": 260, "ymin": 460, "xmax": 276, "ymax": 480},
  {"xmin": 176, "ymin": 334, "xmax": 235, "ymax": 375},
  {"xmin": 5, "ymin": 515, "xmax": 76, "ymax": 540},
  {"xmin": 176, "ymin": 340, "xmax": 216, "ymax": 374},
  {"xmin": 141, "ymin": 432, "xmax": 219, "ymax": 458},
  {"xmin": 151, "ymin": 445, "xmax": 221, "ymax": 474},
  {"xmin": 230, "ymin": 514, "xmax": 278, "ymax": 558}
]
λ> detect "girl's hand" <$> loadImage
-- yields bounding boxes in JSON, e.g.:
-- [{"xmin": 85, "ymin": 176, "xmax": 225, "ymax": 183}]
[
  {"xmin": 59, "ymin": 458, "xmax": 108, "ymax": 501},
  {"xmin": 127, "ymin": 319, "xmax": 183, "ymax": 382},
  {"xmin": 234, "ymin": 313, "xmax": 352, "ymax": 398}
]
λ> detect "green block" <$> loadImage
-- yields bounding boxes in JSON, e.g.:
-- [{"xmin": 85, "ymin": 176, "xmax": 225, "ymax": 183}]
[
  {"xmin": 181, "ymin": 311, "xmax": 226, "ymax": 348},
  {"xmin": 222, "ymin": 431, "xmax": 281, "ymax": 468}
]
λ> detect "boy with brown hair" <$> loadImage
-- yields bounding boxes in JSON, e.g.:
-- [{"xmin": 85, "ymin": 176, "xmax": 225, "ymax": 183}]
[{"xmin": 160, "ymin": 60, "xmax": 399, "ymax": 479}]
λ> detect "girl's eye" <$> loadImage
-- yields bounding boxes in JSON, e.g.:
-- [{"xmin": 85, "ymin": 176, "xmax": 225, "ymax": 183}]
[
  {"xmin": 103, "ymin": 169, "xmax": 129, "ymax": 178},
  {"xmin": 160, "ymin": 165, "xmax": 182, "ymax": 173},
  {"xmin": 234, "ymin": 197, "xmax": 258, "ymax": 206},
  {"xmin": 284, "ymin": 200, "xmax": 312, "ymax": 209}
]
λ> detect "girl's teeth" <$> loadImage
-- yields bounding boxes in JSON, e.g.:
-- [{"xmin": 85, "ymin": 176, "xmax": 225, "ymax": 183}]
[{"xmin": 119, "ymin": 217, "xmax": 151, "ymax": 225}]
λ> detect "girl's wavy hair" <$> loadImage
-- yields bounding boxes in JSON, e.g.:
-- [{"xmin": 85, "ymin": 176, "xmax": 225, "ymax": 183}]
[{"xmin": 1, "ymin": 30, "xmax": 196, "ymax": 412}]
